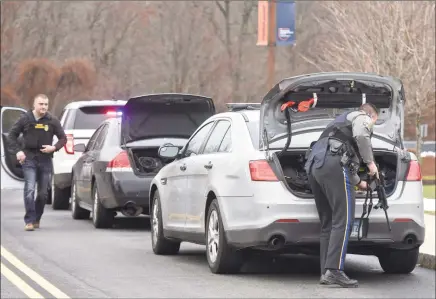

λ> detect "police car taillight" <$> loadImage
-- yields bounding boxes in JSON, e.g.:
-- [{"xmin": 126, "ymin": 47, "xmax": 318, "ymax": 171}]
[
  {"xmin": 106, "ymin": 150, "xmax": 132, "ymax": 172},
  {"xmin": 406, "ymin": 160, "xmax": 422, "ymax": 181},
  {"xmin": 64, "ymin": 134, "xmax": 74, "ymax": 155},
  {"xmin": 249, "ymin": 160, "xmax": 278, "ymax": 181}
]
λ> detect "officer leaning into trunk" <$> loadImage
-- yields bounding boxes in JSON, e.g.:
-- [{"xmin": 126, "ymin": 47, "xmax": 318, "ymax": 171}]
[
  {"xmin": 8, "ymin": 94, "xmax": 67, "ymax": 231},
  {"xmin": 304, "ymin": 103, "xmax": 379, "ymax": 288}
]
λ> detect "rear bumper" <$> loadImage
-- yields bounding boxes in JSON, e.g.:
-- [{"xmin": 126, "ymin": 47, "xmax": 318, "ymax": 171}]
[
  {"xmin": 53, "ymin": 152, "xmax": 82, "ymax": 189},
  {"xmin": 219, "ymin": 180, "xmax": 425, "ymax": 253},
  {"xmin": 99, "ymin": 171, "xmax": 153, "ymax": 211},
  {"xmin": 54, "ymin": 172, "xmax": 72, "ymax": 190},
  {"xmin": 225, "ymin": 220, "xmax": 425, "ymax": 253}
]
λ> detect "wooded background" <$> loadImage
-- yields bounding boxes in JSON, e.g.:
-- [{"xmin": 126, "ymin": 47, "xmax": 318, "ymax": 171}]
[{"xmin": 1, "ymin": 1, "xmax": 435, "ymax": 153}]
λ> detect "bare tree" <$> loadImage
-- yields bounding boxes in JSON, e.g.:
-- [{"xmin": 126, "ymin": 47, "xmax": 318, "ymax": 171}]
[
  {"xmin": 302, "ymin": 1, "xmax": 435, "ymax": 159},
  {"xmin": 1, "ymin": 1, "xmax": 25, "ymax": 86},
  {"xmin": 7, "ymin": 57, "xmax": 97, "ymax": 114},
  {"xmin": 198, "ymin": 1, "xmax": 256, "ymax": 101},
  {"xmin": 1, "ymin": 0, "xmax": 433, "ymax": 143},
  {"xmin": 85, "ymin": 1, "xmax": 153, "ymax": 98},
  {"xmin": 1, "ymin": 85, "xmax": 21, "ymax": 107},
  {"xmin": 143, "ymin": 1, "xmax": 224, "ymax": 97},
  {"xmin": 54, "ymin": 58, "xmax": 97, "ymax": 114}
]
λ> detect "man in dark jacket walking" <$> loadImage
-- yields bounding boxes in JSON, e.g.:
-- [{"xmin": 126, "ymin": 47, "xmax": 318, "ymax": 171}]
[{"xmin": 8, "ymin": 94, "xmax": 67, "ymax": 231}]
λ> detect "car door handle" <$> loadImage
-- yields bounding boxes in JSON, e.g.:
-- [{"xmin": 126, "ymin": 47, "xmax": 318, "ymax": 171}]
[
  {"xmin": 204, "ymin": 162, "xmax": 213, "ymax": 169},
  {"xmin": 180, "ymin": 164, "xmax": 187, "ymax": 171}
]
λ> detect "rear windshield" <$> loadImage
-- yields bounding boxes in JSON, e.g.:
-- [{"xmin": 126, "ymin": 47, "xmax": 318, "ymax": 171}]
[{"xmin": 73, "ymin": 106, "xmax": 124, "ymax": 130}]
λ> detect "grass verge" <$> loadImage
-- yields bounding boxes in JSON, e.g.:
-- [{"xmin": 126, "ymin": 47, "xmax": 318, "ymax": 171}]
[
  {"xmin": 423, "ymin": 185, "xmax": 435, "ymax": 199},
  {"xmin": 424, "ymin": 211, "xmax": 435, "ymax": 216}
]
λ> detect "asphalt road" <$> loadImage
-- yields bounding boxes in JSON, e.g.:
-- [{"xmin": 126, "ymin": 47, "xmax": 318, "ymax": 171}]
[{"xmin": 1, "ymin": 189, "xmax": 435, "ymax": 299}]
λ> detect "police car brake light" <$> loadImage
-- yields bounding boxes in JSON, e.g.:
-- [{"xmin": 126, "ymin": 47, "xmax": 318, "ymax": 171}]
[
  {"xmin": 64, "ymin": 134, "xmax": 74, "ymax": 155},
  {"xmin": 406, "ymin": 160, "xmax": 422, "ymax": 181},
  {"xmin": 249, "ymin": 160, "xmax": 278, "ymax": 181},
  {"xmin": 107, "ymin": 150, "xmax": 132, "ymax": 172}
]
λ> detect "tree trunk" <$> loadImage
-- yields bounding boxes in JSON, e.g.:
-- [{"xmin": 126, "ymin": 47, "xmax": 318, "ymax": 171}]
[{"xmin": 415, "ymin": 110, "xmax": 422, "ymax": 163}]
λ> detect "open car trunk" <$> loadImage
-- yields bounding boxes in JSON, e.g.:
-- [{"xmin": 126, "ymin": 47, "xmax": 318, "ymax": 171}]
[
  {"xmin": 127, "ymin": 145, "xmax": 183, "ymax": 176},
  {"xmin": 259, "ymin": 72, "xmax": 405, "ymax": 151},
  {"xmin": 275, "ymin": 150, "xmax": 402, "ymax": 198},
  {"xmin": 121, "ymin": 93, "xmax": 215, "ymax": 176},
  {"xmin": 259, "ymin": 72, "xmax": 410, "ymax": 199}
]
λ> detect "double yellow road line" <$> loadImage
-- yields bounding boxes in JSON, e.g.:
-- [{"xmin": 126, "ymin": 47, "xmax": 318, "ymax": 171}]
[{"xmin": 1, "ymin": 245, "xmax": 70, "ymax": 299}]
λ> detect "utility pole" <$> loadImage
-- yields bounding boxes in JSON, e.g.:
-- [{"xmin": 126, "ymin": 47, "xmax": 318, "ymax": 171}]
[{"xmin": 267, "ymin": 0, "xmax": 276, "ymax": 89}]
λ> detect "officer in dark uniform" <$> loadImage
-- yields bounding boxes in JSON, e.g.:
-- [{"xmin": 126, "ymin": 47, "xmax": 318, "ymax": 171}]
[
  {"xmin": 304, "ymin": 103, "xmax": 379, "ymax": 288},
  {"xmin": 8, "ymin": 94, "xmax": 67, "ymax": 231}
]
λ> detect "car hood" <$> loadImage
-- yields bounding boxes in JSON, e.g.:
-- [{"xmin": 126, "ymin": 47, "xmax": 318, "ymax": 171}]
[
  {"xmin": 121, "ymin": 93, "xmax": 215, "ymax": 144},
  {"xmin": 259, "ymin": 72, "xmax": 405, "ymax": 150}
]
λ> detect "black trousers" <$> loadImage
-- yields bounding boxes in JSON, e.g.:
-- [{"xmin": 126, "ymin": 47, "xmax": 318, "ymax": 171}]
[{"xmin": 308, "ymin": 152, "xmax": 356, "ymax": 273}]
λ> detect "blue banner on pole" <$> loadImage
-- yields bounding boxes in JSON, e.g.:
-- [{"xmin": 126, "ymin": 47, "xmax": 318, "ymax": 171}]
[{"xmin": 276, "ymin": 0, "xmax": 296, "ymax": 46}]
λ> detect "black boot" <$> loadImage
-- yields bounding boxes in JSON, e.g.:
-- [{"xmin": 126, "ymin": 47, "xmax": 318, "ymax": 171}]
[{"xmin": 323, "ymin": 269, "xmax": 358, "ymax": 288}]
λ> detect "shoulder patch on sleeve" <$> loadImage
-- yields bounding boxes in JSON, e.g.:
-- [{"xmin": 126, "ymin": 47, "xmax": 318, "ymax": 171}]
[{"xmin": 362, "ymin": 115, "xmax": 373, "ymax": 129}]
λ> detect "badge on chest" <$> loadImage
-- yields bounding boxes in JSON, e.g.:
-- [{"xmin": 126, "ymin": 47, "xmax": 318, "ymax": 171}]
[{"xmin": 34, "ymin": 123, "xmax": 49, "ymax": 131}]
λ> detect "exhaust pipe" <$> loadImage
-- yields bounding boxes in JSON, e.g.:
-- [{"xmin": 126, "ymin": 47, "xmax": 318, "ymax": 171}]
[
  {"xmin": 404, "ymin": 234, "xmax": 416, "ymax": 245},
  {"xmin": 268, "ymin": 235, "xmax": 285, "ymax": 249},
  {"xmin": 121, "ymin": 201, "xmax": 143, "ymax": 217},
  {"xmin": 271, "ymin": 238, "xmax": 280, "ymax": 246}
]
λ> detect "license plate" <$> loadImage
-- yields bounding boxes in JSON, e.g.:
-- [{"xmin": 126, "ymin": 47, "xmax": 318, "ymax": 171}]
[
  {"xmin": 350, "ymin": 220, "xmax": 361, "ymax": 238},
  {"xmin": 350, "ymin": 219, "xmax": 367, "ymax": 239},
  {"xmin": 350, "ymin": 219, "xmax": 364, "ymax": 238}
]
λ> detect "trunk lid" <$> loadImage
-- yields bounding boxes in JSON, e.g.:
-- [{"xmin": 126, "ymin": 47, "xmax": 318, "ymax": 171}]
[
  {"xmin": 259, "ymin": 72, "xmax": 405, "ymax": 150},
  {"xmin": 121, "ymin": 93, "xmax": 215, "ymax": 144}
]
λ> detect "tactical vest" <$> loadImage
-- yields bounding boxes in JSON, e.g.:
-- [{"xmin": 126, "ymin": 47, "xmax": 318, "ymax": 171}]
[
  {"xmin": 317, "ymin": 111, "xmax": 362, "ymax": 160},
  {"xmin": 22, "ymin": 112, "xmax": 55, "ymax": 152}
]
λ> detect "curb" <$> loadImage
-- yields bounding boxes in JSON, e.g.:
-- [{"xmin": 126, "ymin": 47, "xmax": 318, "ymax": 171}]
[{"xmin": 418, "ymin": 253, "xmax": 436, "ymax": 270}]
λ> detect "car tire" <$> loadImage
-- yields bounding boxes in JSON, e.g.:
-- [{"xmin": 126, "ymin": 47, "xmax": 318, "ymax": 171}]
[
  {"xmin": 151, "ymin": 190, "xmax": 181, "ymax": 255},
  {"xmin": 91, "ymin": 184, "xmax": 114, "ymax": 229},
  {"xmin": 71, "ymin": 178, "xmax": 90, "ymax": 220},
  {"xmin": 206, "ymin": 199, "xmax": 244, "ymax": 274},
  {"xmin": 378, "ymin": 248, "xmax": 419, "ymax": 274},
  {"xmin": 51, "ymin": 175, "xmax": 70, "ymax": 210}
]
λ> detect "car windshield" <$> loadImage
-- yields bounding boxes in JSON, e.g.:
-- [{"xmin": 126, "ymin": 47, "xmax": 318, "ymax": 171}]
[{"xmin": 74, "ymin": 106, "xmax": 124, "ymax": 130}]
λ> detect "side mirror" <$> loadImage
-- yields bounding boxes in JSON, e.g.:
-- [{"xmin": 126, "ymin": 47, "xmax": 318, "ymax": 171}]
[
  {"xmin": 158, "ymin": 145, "xmax": 179, "ymax": 159},
  {"xmin": 74, "ymin": 143, "xmax": 86, "ymax": 152}
]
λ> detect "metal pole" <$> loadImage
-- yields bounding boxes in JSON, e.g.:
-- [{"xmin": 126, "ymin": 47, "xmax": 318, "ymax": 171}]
[{"xmin": 267, "ymin": 0, "xmax": 276, "ymax": 89}]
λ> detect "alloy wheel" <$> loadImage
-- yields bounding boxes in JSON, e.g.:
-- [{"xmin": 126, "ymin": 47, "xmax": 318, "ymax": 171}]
[
  {"xmin": 152, "ymin": 200, "xmax": 159, "ymax": 245},
  {"xmin": 71, "ymin": 182, "xmax": 76, "ymax": 212},
  {"xmin": 93, "ymin": 189, "xmax": 98, "ymax": 224},
  {"xmin": 207, "ymin": 210, "xmax": 220, "ymax": 264}
]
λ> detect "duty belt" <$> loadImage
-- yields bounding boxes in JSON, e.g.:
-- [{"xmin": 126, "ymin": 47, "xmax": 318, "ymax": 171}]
[{"xmin": 328, "ymin": 142, "xmax": 359, "ymax": 175}]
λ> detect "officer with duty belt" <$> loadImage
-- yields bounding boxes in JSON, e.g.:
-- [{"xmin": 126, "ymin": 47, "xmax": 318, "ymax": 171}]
[
  {"xmin": 304, "ymin": 103, "xmax": 379, "ymax": 288},
  {"xmin": 8, "ymin": 94, "xmax": 67, "ymax": 231}
]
